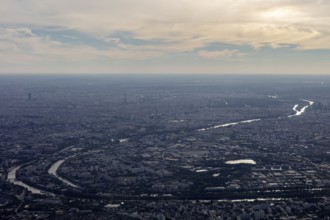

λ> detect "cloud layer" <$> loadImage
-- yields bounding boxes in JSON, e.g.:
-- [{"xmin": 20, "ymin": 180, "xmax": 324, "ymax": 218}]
[{"xmin": 1, "ymin": 0, "xmax": 330, "ymax": 74}]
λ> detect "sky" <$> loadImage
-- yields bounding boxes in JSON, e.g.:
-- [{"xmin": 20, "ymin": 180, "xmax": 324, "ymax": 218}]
[{"xmin": 1, "ymin": 0, "xmax": 330, "ymax": 75}]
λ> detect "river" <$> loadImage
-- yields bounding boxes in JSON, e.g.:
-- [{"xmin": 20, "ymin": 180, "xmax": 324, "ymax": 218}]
[
  {"xmin": 288, "ymin": 99, "xmax": 314, "ymax": 117},
  {"xmin": 7, "ymin": 165, "xmax": 47, "ymax": 195},
  {"xmin": 48, "ymin": 158, "xmax": 80, "ymax": 188},
  {"xmin": 6, "ymin": 98, "xmax": 315, "ymax": 198},
  {"xmin": 198, "ymin": 99, "xmax": 314, "ymax": 131}
]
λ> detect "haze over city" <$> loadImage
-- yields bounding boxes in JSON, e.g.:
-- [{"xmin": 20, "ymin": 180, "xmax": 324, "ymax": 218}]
[{"xmin": 1, "ymin": 0, "xmax": 330, "ymax": 74}]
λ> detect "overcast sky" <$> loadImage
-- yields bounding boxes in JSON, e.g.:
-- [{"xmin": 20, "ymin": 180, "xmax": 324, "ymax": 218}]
[{"xmin": 1, "ymin": 0, "xmax": 330, "ymax": 74}]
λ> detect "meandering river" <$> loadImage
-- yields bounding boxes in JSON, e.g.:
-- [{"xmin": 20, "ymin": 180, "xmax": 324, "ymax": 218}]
[
  {"xmin": 198, "ymin": 99, "xmax": 314, "ymax": 131},
  {"xmin": 48, "ymin": 158, "xmax": 80, "ymax": 188},
  {"xmin": 7, "ymin": 165, "xmax": 48, "ymax": 195},
  {"xmin": 7, "ymin": 98, "xmax": 315, "ymax": 196}
]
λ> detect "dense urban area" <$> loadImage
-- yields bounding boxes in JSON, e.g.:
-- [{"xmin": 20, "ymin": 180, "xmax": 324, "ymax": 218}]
[{"xmin": 1, "ymin": 75, "xmax": 330, "ymax": 219}]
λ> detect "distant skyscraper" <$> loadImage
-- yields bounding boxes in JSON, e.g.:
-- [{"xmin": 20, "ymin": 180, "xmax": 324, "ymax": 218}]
[
  {"xmin": 28, "ymin": 92, "xmax": 32, "ymax": 101},
  {"xmin": 124, "ymin": 91, "xmax": 127, "ymax": 104}
]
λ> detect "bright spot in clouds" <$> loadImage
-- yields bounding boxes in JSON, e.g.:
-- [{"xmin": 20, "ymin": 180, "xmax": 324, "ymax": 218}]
[
  {"xmin": 0, "ymin": 0, "xmax": 330, "ymax": 74},
  {"xmin": 262, "ymin": 7, "xmax": 303, "ymax": 20}
]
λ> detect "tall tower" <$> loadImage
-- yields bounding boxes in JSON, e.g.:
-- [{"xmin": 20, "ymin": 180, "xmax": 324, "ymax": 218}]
[
  {"xmin": 124, "ymin": 91, "xmax": 127, "ymax": 104},
  {"xmin": 28, "ymin": 92, "xmax": 32, "ymax": 101}
]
